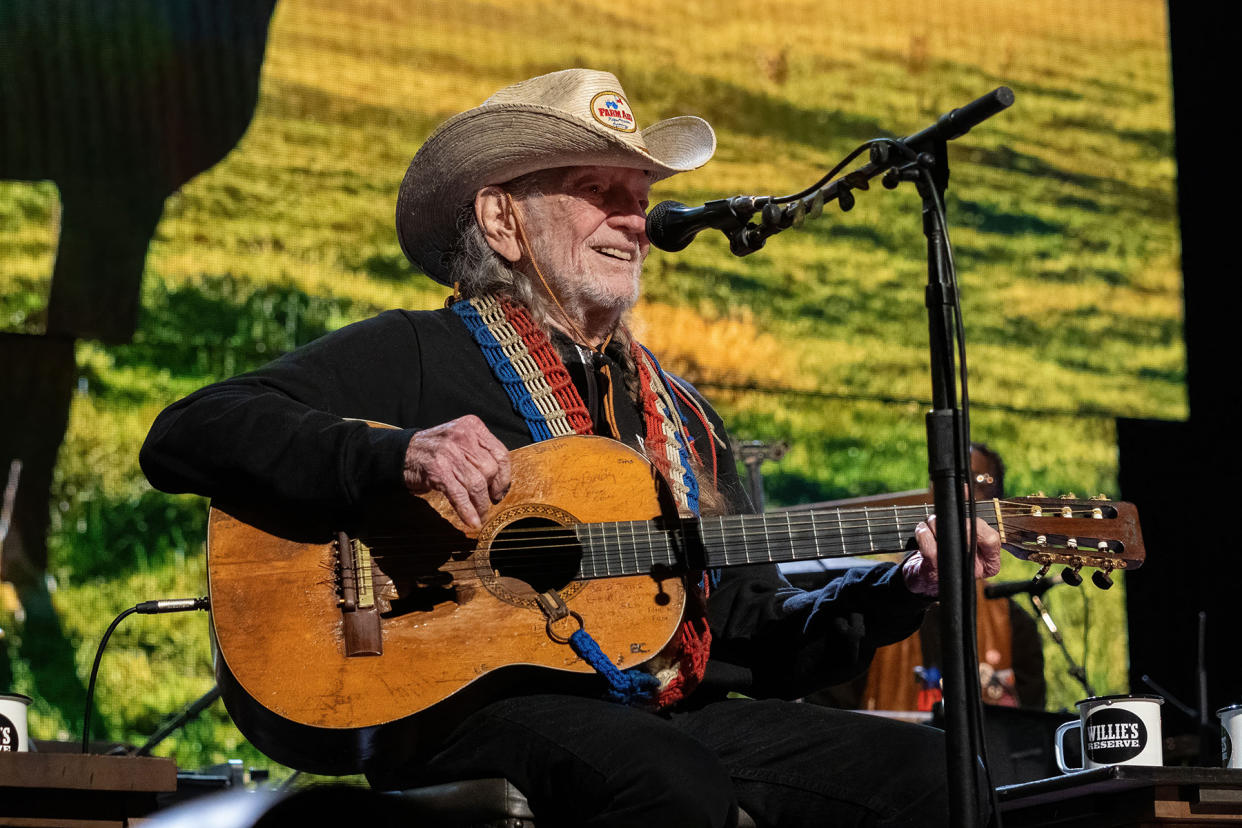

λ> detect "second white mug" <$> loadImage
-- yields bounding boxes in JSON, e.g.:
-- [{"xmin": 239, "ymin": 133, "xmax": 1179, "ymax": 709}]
[{"xmin": 1219, "ymin": 704, "xmax": 1242, "ymax": 769}]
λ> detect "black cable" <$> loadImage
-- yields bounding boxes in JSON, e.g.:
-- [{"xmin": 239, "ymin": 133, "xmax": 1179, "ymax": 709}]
[
  {"xmin": 81, "ymin": 597, "xmax": 210, "ymax": 754},
  {"xmin": 1081, "ymin": 587, "xmax": 1090, "ymax": 694},
  {"xmin": 82, "ymin": 606, "xmax": 138, "ymax": 754}
]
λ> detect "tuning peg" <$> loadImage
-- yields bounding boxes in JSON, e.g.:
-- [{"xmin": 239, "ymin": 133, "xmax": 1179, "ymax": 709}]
[
  {"xmin": 1092, "ymin": 569, "xmax": 1114, "ymax": 590},
  {"xmin": 1031, "ymin": 491, "xmax": 1046, "ymax": 498},
  {"xmin": 1034, "ymin": 564, "xmax": 1051, "ymax": 580},
  {"xmin": 1060, "ymin": 493, "xmax": 1078, "ymax": 500},
  {"xmin": 1090, "ymin": 493, "xmax": 1110, "ymax": 501},
  {"xmin": 1061, "ymin": 566, "xmax": 1084, "ymax": 587}
]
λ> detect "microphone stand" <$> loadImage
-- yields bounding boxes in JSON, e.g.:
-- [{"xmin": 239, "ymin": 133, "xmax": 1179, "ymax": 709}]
[
  {"xmin": 134, "ymin": 684, "xmax": 222, "ymax": 756},
  {"xmin": 911, "ymin": 139, "xmax": 987, "ymax": 828},
  {"xmin": 718, "ymin": 88, "xmax": 1015, "ymax": 827},
  {"xmin": 1029, "ymin": 594, "xmax": 1095, "ymax": 697}
]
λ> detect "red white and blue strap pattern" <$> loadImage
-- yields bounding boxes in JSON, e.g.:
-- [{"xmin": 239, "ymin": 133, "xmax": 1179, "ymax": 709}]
[
  {"xmin": 632, "ymin": 343, "xmax": 699, "ymax": 515},
  {"xmin": 452, "ymin": 294, "xmax": 592, "ymax": 441},
  {"xmin": 451, "ymin": 294, "xmax": 708, "ymax": 706}
]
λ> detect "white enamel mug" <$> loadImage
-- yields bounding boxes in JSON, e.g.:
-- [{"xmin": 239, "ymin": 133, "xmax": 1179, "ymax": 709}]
[{"xmin": 1055, "ymin": 694, "xmax": 1164, "ymax": 772}]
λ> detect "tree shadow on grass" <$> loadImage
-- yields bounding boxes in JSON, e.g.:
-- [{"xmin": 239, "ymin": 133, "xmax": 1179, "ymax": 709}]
[
  {"xmin": 957, "ymin": 145, "xmax": 1175, "ymax": 220},
  {"xmin": 949, "ymin": 196, "xmax": 1064, "ymax": 237},
  {"xmin": 628, "ymin": 67, "xmax": 887, "ymax": 151},
  {"xmin": 103, "ymin": 276, "xmax": 355, "ymax": 382}
]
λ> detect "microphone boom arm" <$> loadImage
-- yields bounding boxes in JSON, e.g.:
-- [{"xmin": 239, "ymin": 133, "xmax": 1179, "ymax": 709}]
[{"xmin": 705, "ymin": 86, "xmax": 1014, "ymax": 256}]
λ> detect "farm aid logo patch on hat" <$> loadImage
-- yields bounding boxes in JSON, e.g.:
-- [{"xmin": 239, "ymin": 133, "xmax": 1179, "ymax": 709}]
[{"xmin": 590, "ymin": 92, "xmax": 637, "ymax": 132}]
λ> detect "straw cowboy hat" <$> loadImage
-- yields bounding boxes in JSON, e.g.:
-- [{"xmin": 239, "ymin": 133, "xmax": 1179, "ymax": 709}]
[{"xmin": 396, "ymin": 68, "xmax": 716, "ymax": 284}]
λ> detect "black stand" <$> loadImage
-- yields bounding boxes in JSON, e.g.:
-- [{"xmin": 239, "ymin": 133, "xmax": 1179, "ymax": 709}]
[
  {"xmin": 135, "ymin": 684, "xmax": 221, "ymax": 757},
  {"xmin": 713, "ymin": 87, "xmax": 1016, "ymax": 827},
  {"xmin": 914, "ymin": 143, "xmax": 986, "ymax": 828},
  {"xmin": 1030, "ymin": 594, "xmax": 1096, "ymax": 698}
]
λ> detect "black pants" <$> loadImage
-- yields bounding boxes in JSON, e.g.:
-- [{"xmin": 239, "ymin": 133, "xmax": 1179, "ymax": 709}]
[{"xmin": 411, "ymin": 694, "xmax": 973, "ymax": 827}]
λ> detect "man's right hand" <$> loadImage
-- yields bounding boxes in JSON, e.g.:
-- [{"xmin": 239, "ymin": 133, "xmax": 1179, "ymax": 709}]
[{"xmin": 402, "ymin": 415, "xmax": 511, "ymax": 529}]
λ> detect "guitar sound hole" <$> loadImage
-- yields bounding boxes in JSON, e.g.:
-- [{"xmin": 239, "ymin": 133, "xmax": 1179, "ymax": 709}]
[{"xmin": 489, "ymin": 517, "xmax": 582, "ymax": 595}]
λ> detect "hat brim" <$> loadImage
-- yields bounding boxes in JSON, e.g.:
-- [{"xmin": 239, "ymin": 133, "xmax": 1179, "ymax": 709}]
[{"xmin": 396, "ymin": 104, "xmax": 716, "ymax": 285}]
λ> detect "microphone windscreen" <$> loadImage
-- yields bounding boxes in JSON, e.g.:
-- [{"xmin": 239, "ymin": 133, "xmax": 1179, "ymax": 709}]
[{"xmin": 645, "ymin": 200, "xmax": 690, "ymax": 251}]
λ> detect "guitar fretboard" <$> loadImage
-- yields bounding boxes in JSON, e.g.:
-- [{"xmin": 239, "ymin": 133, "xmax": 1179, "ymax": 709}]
[{"xmin": 571, "ymin": 501, "xmax": 1000, "ymax": 579}]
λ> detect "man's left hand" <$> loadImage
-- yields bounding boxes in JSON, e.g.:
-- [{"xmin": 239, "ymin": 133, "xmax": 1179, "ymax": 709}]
[{"xmin": 903, "ymin": 514, "xmax": 1002, "ymax": 598}]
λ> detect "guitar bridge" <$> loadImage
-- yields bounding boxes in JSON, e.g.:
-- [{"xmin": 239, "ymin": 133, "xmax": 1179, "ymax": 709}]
[{"xmin": 336, "ymin": 531, "xmax": 382, "ymax": 657}]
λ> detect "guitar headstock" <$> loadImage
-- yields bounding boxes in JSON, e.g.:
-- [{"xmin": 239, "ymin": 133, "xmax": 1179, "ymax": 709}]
[{"xmin": 997, "ymin": 495, "xmax": 1143, "ymax": 588}]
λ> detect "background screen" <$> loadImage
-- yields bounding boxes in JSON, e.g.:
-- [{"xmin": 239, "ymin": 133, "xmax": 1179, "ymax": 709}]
[{"xmin": 0, "ymin": 0, "xmax": 1181, "ymax": 774}]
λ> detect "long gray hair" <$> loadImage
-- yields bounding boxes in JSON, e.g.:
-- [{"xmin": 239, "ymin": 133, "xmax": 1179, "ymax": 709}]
[{"xmin": 446, "ymin": 171, "xmax": 548, "ymax": 325}]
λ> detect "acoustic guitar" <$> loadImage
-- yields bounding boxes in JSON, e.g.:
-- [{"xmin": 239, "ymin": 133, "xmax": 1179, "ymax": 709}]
[{"xmin": 207, "ymin": 434, "xmax": 1143, "ymax": 774}]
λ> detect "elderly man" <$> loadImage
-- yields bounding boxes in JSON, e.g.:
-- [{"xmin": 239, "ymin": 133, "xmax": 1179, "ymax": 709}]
[{"xmin": 141, "ymin": 69, "xmax": 999, "ymax": 827}]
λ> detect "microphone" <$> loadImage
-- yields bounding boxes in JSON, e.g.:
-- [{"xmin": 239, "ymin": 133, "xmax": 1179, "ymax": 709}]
[
  {"xmin": 645, "ymin": 196, "xmax": 763, "ymax": 252},
  {"xmin": 983, "ymin": 575, "xmax": 1061, "ymax": 600}
]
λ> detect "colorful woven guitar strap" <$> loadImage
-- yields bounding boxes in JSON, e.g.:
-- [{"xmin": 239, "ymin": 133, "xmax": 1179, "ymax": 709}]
[{"xmin": 452, "ymin": 293, "xmax": 711, "ymax": 707}]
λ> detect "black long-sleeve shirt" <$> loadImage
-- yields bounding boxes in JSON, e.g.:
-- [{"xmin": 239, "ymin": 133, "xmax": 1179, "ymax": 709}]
[{"xmin": 141, "ymin": 306, "xmax": 933, "ymax": 701}]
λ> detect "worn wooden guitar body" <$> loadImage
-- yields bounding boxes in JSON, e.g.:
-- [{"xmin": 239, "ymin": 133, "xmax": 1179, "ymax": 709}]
[
  {"xmin": 209, "ymin": 434, "xmax": 1144, "ymax": 775},
  {"xmin": 208, "ymin": 436, "xmax": 687, "ymax": 775}
]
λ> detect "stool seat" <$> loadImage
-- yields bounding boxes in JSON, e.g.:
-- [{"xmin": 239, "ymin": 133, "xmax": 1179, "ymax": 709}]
[{"xmin": 391, "ymin": 777, "xmax": 757, "ymax": 827}]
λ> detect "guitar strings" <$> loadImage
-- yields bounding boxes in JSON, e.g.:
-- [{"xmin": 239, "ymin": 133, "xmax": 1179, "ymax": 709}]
[
  {"xmin": 352, "ymin": 500, "xmax": 1108, "ymax": 555},
  {"xmin": 350, "ymin": 499, "xmax": 1100, "ymax": 546},
  {"xmin": 287, "ymin": 498, "xmax": 1126, "ymax": 587},
  {"xmin": 360, "ymin": 511, "xmax": 1117, "ymax": 563},
  {"xmin": 354, "ymin": 521, "xmax": 1119, "ymax": 578},
  {"xmin": 341, "ymin": 518, "xmax": 1121, "ymax": 594}
]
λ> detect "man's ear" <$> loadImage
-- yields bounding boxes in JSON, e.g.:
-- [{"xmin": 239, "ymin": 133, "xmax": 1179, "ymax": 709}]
[{"xmin": 474, "ymin": 186, "xmax": 522, "ymax": 263}]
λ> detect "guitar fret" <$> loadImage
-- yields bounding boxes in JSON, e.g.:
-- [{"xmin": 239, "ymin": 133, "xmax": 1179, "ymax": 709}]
[
  {"xmin": 633, "ymin": 522, "xmax": 648, "ymax": 574},
  {"xmin": 639, "ymin": 522, "xmax": 650, "ymax": 573},
  {"xmin": 837, "ymin": 509, "xmax": 847, "ymax": 556},
  {"xmin": 654, "ymin": 525, "xmax": 672, "ymax": 568},
  {"xmin": 737, "ymin": 515, "xmax": 749, "ymax": 564},
  {"xmin": 788, "ymin": 511, "xmax": 817, "ymax": 563},
  {"xmin": 593, "ymin": 523, "xmax": 608, "ymax": 576},
  {"xmin": 810, "ymin": 511, "xmax": 821, "ymax": 559},
  {"xmin": 626, "ymin": 521, "xmax": 638, "ymax": 575},
  {"xmin": 865, "ymin": 507, "xmax": 874, "ymax": 553},
  {"xmin": 596, "ymin": 523, "xmax": 606, "ymax": 576},
  {"xmin": 763, "ymin": 515, "xmax": 773, "ymax": 562},
  {"xmin": 893, "ymin": 505, "xmax": 902, "ymax": 549},
  {"xmin": 585, "ymin": 524, "xmax": 596, "ymax": 578},
  {"xmin": 610, "ymin": 524, "xmax": 622, "ymax": 576},
  {"xmin": 591, "ymin": 523, "xmax": 605, "ymax": 577}
]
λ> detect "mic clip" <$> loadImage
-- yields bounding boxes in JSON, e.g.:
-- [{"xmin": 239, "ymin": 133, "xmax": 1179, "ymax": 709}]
[{"xmin": 725, "ymin": 197, "xmax": 807, "ymax": 256}]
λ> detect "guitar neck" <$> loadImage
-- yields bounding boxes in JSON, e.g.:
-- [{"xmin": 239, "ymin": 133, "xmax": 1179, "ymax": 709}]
[{"xmin": 572, "ymin": 500, "xmax": 1000, "ymax": 578}]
